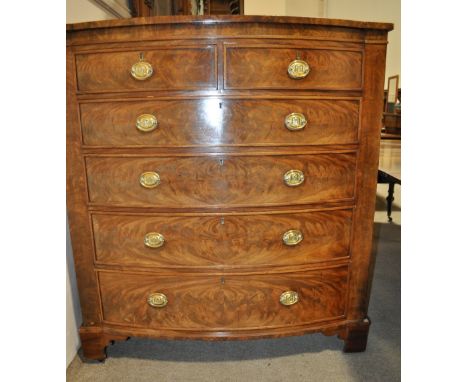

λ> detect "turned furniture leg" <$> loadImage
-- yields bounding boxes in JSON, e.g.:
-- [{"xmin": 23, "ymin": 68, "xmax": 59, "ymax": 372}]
[
  {"xmin": 79, "ymin": 327, "xmax": 129, "ymax": 362},
  {"xmin": 342, "ymin": 318, "xmax": 371, "ymax": 352},
  {"xmin": 386, "ymin": 182, "xmax": 395, "ymax": 222}
]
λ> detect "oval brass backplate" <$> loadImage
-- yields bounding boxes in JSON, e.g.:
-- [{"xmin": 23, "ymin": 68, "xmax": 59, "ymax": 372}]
[
  {"xmin": 131, "ymin": 60, "xmax": 153, "ymax": 80},
  {"xmin": 280, "ymin": 291, "xmax": 299, "ymax": 306},
  {"xmin": 147, "ymin": 292, "xmax": 168, "ymax": 308},
  {"xmin": 144, "ymin": 232, "xmax": 165, "ymax": 248},
  {"xmin": 136, "ymin": 114, "xmax": 158, "ymax": 132},
  {"xmin": 140, "ymin": 171, "xmax": 160, "ymax": 188},
  {"xmin": 283, "ymin": 229, "xmax": 303, "ymax": 246},
  {"xmin": 287, "ymin": 59, "xmax": 310, "ymax": 79},
  {"xmin": 283, "ymin": 169, "xmax": 304, "ymax": 187},
  {"xmin": 284, "ymin": 112, "xmax": 307, "ymax": 131}
]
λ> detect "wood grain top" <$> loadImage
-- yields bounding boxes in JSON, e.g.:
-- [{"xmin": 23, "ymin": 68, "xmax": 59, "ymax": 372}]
[{"xmin": 66, "ymin": 15, "xmax": 393, "ymax": 32}]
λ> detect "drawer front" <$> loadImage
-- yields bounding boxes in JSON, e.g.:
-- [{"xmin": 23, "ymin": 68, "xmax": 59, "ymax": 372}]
[
  {"xmin": 86, "ymin": 154, "xmax": 356, "ymax": 208},
  {"xmin": 99, "ymin": 267, "xmax": 348, "ymax": 329},
  {"xmin": 80, "ymin": 98, "xmax": 360, "ymax": 147},
  {"xmin": 92, "ymin": 209, "xmax": 353, "ymax": 268},
  {"xmin": 75, "ymin": 46, "xmax": 217, "ymax": 93},
  {"xmin": 225, "ymin": 46, "xmax": 362, "ymax": 90}
]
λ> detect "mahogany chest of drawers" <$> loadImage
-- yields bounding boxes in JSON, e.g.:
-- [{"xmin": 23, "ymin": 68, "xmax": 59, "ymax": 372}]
[{"xmin": 66, "ymin": 15, "xmax": 392, "ymax": 361}]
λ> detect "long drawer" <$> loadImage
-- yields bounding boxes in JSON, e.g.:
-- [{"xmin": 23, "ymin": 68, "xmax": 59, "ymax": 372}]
[
  {"xmin": 224, "ymin": 45, "xmax": 363, "ymax": 90},
  {"xmin": 85, "ymin": 153, "xmax": 356, "ymax": 208},
  {"xmin": 80, "ymin": 98, "xmax": 360, "ymax": 147},
  {"xmin": 98, "ymin": 266, "xmax": 348, "ymax": 330},
  {"xmin": 75, "ymin": 46, "xmax": 217, "ymax": 93},
  {"xmin": 92, "ymin": 209, "xmax": 353, "ymax": 268}
]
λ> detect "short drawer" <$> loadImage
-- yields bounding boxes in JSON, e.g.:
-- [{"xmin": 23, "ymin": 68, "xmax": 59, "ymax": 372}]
[
  {"xmin": 224, "ymin": 45, "xmax": 362, "ymax": 90},
  {"xmin": 92, "ymin": 209, "xmax": 353, "ymax": 268},
  {"xmin": 99, "ymin": 266, "xmax": 348, "ymax": 330},
  {"xmin": 80, "ymin": 98, "xmax": 360, "ymax": 147},
  {"xmin": 85, "ymin": 153, "xmax": 356, "ymax": 208},
  {"xmin": 75, "ymin": 46, "xmax": 217, "ymax": 93}
]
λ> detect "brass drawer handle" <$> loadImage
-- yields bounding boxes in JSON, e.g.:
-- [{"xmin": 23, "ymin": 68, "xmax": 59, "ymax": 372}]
[
  {"xmin": 280, "ymin": 291, "xmax": 299, "ymax": 306},
  {"xmin": 283, "ymin": 169, "xmax": 304, "ymax": 187},
  {"xmin": 283, "ymin": 229, "xmax": 303, "ymax": 246},
  {"xmin": 144, "ymin": 232, "xmax": 165, "ymax": 248},
  {"xmin": 147, "ymin": 292, "xmax": 168, "ymax": 308},
  {"xmin": 131, "ymin": 53, "xmax": 153, "ymax": 80},
  {"xmin": 287, "ymin": 59, "xmax": 310, "ymax": 79},
  {"xmin": 140, "ymin": 171, "xmax": 160, "ymax": 188},
  {"xmin": 285, "ymin": 112, "xmax": 307, "ymax": 131},
  {"xmin": 136, "ymin": 114, "xmax": 158, "ymax": 132}
]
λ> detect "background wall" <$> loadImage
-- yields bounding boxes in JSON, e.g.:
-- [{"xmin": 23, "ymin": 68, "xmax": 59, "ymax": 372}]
[
  {"xmin": 67, "ymin": 0, "xmax": 116, "ymax": 23},
  {"xmin": 66, "ymin": 0, "xmax": 401, "ymax": 367},
  {"xmin": 243, "ymin": 0, "xmax": 286, "ymax": 15},
  {"xmin": 244, "ymin": 0, "xmax": 401, "ymax": 88},
  {"xmin": 326, "ymin": 0, "xmax": 400, "ymax": 88},
  {"xmin": 285, "ymin": 0, "xmax": 326, "ymax": 18}
]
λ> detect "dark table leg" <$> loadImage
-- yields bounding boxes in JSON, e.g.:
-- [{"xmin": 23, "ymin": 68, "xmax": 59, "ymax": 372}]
[
  {"xmin": 386, "ymin": 182, "xmax": 395, "ymax": 222},
  {"xmin": 378, "ymin": 170, "xmax": 400, "ymax": 223}
]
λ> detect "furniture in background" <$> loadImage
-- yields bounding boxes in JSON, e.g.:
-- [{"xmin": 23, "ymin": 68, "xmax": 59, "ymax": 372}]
[
  {"xmin": 381, "ymin": 75, "xmax": 400, "ymax": 139},
  {"xmin": 382, "ymin": 87, "xmax": 401, "ymax": 116},
  {"xmin": 385, "ymin": 75, "xmax": 399, "ymax": 113},
  {"xmin": 130, "ymin": 0, "xmax": 244, "ymax": 16},
  {"xmin": 381, "ymin": 112, "xmax": 401, "ymax": 139},
  {"xmin": 67, "ymin": 15, "xmax": 393, "ymax": 361},
  {"xmin": 380, "ymin": 76, "xmax": 401, "ymax": 201},
  {"xmin": 377, "ymin": 170, "xmax": 401, "ymax": 222}
]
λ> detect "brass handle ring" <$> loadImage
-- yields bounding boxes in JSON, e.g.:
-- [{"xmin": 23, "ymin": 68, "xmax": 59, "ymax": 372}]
[
  {"xmin": 131, "ymin": 54, "xmax": 153, "ymax": 80},
  {"xmin": 280, "ymin": 291, "xmax": 299, "ymax": 306},
  {"xmin": 283, "ymin": 169, "xmax": 304, "ymax": 187},
  {"xmin": 287, "ymin": 59, "xmax": 310, "ymax": 79},
  {"xmin": 147, "ymin": 292, "xmax": 168, "ymax": 308},
  {"xmin": 140, "ymin": 171, "xmax": 160, "ymax": 188},
  {"xmin": 283, "ymin": 229, "xmax": 303, "ymax": 246},
  {"xmin": 285, "ymin": 112, "xmax": 307, "ymax": 131},
  {"xmin": 144, "ymin": 232, "xmax": 165, "ymax": 248},
  {"xmin": 136, "ymin": 114, "xmax": 158, "ymax": 132}
]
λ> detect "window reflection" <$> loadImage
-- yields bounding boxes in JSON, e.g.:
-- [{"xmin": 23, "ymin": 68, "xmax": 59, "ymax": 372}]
[{"xmin": 202, "ymin": 98, "xmax": 224, "ymax": 143}]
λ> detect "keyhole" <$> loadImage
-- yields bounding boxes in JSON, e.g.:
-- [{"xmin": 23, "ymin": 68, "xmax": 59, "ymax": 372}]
[
  {"xmin": 139, "ymin": 52, "xmax": 144, "ymax": 61},
  {"xmin": 219, "ymin": 159, "xmax": 224, "ymax": 166},
  {"xmin": 220, "ymin": 217, "xmax": 225, "ymax": 225},
  {"xmin": 219, "ymin": 102, "xmax": 223, "ymax": 109},
  {"xmin": 220, "ymin": 277, "xmax": 225, "ymax": 284}
]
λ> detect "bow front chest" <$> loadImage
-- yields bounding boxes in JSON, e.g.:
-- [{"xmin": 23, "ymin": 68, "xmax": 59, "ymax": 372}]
[{"xmin": 66, "ymin": 15, "xmax": 393, "ymax": 360}]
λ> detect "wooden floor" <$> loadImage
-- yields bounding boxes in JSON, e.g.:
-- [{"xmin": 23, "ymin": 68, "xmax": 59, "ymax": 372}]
[{"xmin": 375, "ymin": 139, "xmax": 401, "ymax": 225}]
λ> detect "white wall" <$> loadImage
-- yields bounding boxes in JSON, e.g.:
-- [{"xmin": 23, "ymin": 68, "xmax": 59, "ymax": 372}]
[
  {"xmin": 285, "ymin": 0, "xmax": 325, "ymax": 17},
  {"xmin": 244, "ymin": 0, "xmax": 286, "ymax": 15},
  {"xmin": 244, "ymin": 0, "xmax": 400, "ymax": 88},
  {"xmin": 67, "ymin": 0, "xmax": 116, "ymax": 23},
  {"xmin": 326, "ymin": 0, "xmax": 400, "ymax": 87}
]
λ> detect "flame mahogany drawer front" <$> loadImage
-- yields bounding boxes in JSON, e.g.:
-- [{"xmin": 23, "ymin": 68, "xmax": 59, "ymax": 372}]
[
  {"xmin": 92, "ymin": 209, "xmax": 353, "ymax": 269},
  {"xmin": 80, "ymin": 98, "xmax": 360, "ymax": 147},
  {"xmin": 75, "ymin": 46, "xmax": 217, "ymax": 93},
  {"xmin": 67, "ymin": 16, "xmax": 392, "ymax": 360},
  {"xmin": 85, "ymin": 153, "xmax": 357, "ymax": 208},
  {"xmin": 224, "ymin": 45, "xmax": 363, "ymax": 90},
  {"xmin": 98, "ymin": 266, "xmax": 348, "ymax": 330}
]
